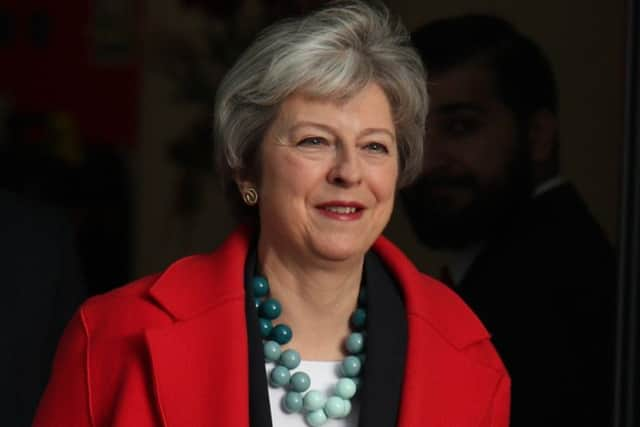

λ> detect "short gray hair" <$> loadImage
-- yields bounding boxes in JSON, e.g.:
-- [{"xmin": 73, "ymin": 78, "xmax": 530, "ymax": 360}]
[{"xmin": 214, "ymin": 0, "xmax": 427, "ymax": 214}]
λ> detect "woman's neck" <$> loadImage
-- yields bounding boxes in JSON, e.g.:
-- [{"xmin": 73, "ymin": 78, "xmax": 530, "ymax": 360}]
[{"xmin": 257, "ymin": 243, "xmax": 363, "ymax": 361}]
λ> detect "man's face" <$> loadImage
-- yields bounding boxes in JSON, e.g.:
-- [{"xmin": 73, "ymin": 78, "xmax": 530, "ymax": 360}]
[{"xmin": 401, "ymin": 63, "xmax": 534, "ymax": 249}]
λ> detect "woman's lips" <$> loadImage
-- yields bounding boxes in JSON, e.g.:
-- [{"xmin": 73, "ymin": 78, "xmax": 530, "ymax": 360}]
[{"xmin": 315, "ymin": 201, "xmax": 365, "ymax": 220}]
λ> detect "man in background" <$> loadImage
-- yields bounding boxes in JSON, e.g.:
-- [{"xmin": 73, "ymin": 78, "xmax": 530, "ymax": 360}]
[{"xmin": 403, "ymin": 15, "xmax": 616, "ymax": 426}]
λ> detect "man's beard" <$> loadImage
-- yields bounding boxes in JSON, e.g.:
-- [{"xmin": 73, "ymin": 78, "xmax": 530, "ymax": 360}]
[{"xmin": 401, "ymin": 146, "xmax": 534, "ymax": 250}]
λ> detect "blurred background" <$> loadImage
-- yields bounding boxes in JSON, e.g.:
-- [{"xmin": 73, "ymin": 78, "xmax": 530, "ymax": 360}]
[{"xmin": 0, "ymin": 0, "xmax": 625, "ymax": 292}]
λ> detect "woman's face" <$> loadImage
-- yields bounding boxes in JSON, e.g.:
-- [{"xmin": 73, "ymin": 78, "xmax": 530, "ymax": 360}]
[{"xmin": 250, "ymin": 82, "xmax": 399, "ymax": 264}]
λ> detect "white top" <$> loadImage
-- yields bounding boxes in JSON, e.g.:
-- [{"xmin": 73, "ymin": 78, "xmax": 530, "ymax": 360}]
[{"xmin": 265, "ymin": 360, "xmax": 359, "ymax": 427}]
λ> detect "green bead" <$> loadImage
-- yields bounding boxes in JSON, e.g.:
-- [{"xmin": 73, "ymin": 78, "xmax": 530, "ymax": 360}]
[
  {"xmin": 270, "ymin": 324, "xmax": 292, "ymax": 344},
  {"xmin": 335, "ymin": 378, "xmax": 356, "ymax": 399},
  {"xmin": 258, "ymin": 318, "xmax": 273, "ymax": 338},
  {"xmin": 264, "ymin": 340, "xmax": 281, "ymax": 362},
  {"xmin": 279, "ymin": 349, "xmax": 301, "ymax": 369},
  {"xmin": 350, "ymin": 308, "xmax": 366, "ymax": 329},
  {"xmin": 305, "ymin": 409, "xmax": 328, "ymax": 426},
  {"xmin": 270, "ymin": 366, "xmax": 290, "ymax": 387},
  {"xmin": 259, "ymin": 298, "xmax": 282, "ymax": 319},
  {"xmin": 284, "ymin": 391, "xmax": 303, "ymax": 413},
  {"xmin": 342, "ymin": 399, "xmax": 352, "ymax": 417},
  {"xmin": 252, "ymin": 276, "xmax": 269, "ymax": 297},
  {"xmin": 341, "ymin": 355, "xmax": 361, "ymax": 377},
  {"xmin": 323, "ymin": 396, "xmax": 345, "ymax": 419},
  {"xmin": 303, "ymin": 390, "xmax": 326, "ymax": 411},
  {"xmin": 290, "ymin": 371, "xmax": 310, "ymax": 392},
  {"xmin": 346, "ymin": 332, "xmax": 364, "ymax": 354}
]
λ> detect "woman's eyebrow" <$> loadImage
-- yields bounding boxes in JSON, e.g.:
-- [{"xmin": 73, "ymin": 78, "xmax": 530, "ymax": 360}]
[{"xmin": 289, "ymin": 121, "xmax": 395, "ymax": 140}]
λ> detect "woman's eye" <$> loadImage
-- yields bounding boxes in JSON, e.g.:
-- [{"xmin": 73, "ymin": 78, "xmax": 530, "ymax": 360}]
[
  {"xmin": 364, "ymin": 142, "xmax": 389, "ymax": 153},
  {"xmin": 297, "ymin": 137, "xmax": 327, "ymax": 147}
]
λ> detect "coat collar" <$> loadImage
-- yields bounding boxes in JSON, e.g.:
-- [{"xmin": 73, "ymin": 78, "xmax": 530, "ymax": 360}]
[
  {"xmin": 144, "ymin": 226, "xmax": 499, "ymax": 427},
  {"xmin": 372, "ymin": 235, "xmax": 490, "ymax": 350}
]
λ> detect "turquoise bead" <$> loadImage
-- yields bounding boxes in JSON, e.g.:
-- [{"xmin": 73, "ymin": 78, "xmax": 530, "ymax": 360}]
[
  {"xmin": 259, "ymin": 318, "xmax": 273, "ymax": 338},
  {"xmin": 270, "ymin": 366, "xmax": 290, "ymax": 387},
  {"xmin": 341, "ymin": 355, "xmax": 361, "ymax": 377},
  {"xmin": 259, "ymin": 298, "xmax": 282, "ymax": 319},
  {"xmin": 357, "ymin": 353, "xmax": 366, "ymax": 364},
  {"xmin": 305, "ymin": 409, "xmax": 328, "ymax": 426},
  {"xmin": 335, "ymin": 378, "xmax": 356, "ymax": 399},
  {"xmin": 264, "ymin": 340, "xmax": 281, "ymax": 362},
  {"xmin": 303, "ymin": 390, "xmax": 326, "ymax": 411},
  {"xmin": 254, "ymin": 298, "xmax": 261, "ymax": 309},
  {"xmin": 350, "ymin": 308, "xmax": 366, "ymax": 329},
  {"xmin": 279, "ymin": 349, "xmax": 301, "ymax": 369},
  {"xmin": 342, "ymin": 399, "xmax": 352, "ymax": 417},
  {"xmin": 323, "ymin": 396, "xmax": 345, "ymax": 418},
  {"xmin": 252, "ymin": 276, "xmax": 269, "ymax": 297},
  {"xmin": 290, "ymin": 371, "xmax": 311, "ymax": 392},
  {"xmin": 346, "ymin": 332, "xmax": 364, "ymax": 354},
  {"xmin": 270, "ymin": 324, "xmax": 292, "ymax": 344},
  {"xmin": 284, "ymin": 391, "xmax": 303, "ymax": 413}
]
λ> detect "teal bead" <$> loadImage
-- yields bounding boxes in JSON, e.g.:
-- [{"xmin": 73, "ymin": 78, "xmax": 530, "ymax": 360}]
[
  {"xmin": 305, "ymin": 409, "xmax": 328, "ymax": 426},
  {"xmin": 264, "ymin": 340, "xmax": 281, "ymax": 362},
  {"xmin": 279, "ymin": 349, "xmax": 301, "ymax": 369},
  {"xmin": 270, "ymin": 366, "xmax": 290, "ymax": 387},
  {"xmin": 270, "ymin": 324, "xmax": 292, "ymax": 344},
  {"xmin": 290, "ymin": 371, "xmax": 311, "ymax": 392},
  {"xmin": 303, "ymin": 390, "xmax": 326, "ymax": 411},
  {"xmin": 259, "ymin": 298, "xmax": 282, "ymax": 319},
  {"xmin": 341, "ymin": 355, "xmax": 361, "ymax": 377},
  {"xmin": 252, "ymin": 276, "xmax": 269, "ymax": 297},
  {"xmin": 323, "ymin": 396, "xmax": 345, "ymax": 419},
  {"xmin": 352, "ymin": 377, "xmax": 361, "ymax": 390},
  {"xmin": 342, "ymin": 399, "xmax": 352, "ymax": 417},
  {"xmin": 258, "ymin": 318, "xmax": 273, "ymax": 338},
  {"xmin": 346, "ymin": 332, "xmax": 364, "ymax": 354},
  {"xmin": 254, "ymin": 298, "xmax": 261, "ymax": 309},
  {"xmin": 350, "ymin": 308, "xmax": 366, "ymax": 329},
  {"xmin": 357, "ymin": 353, "xmax": 366, "ymax": 365},
  {"xmin": 335, "ymin": 378, "xmax": 357, "ymax": 399},
  {"xmin": 283, "ymin": 391, "xmax": 303, "ymax": 413}
]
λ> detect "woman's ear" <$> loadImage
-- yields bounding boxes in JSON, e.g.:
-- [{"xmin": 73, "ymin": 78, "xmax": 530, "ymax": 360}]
[{"xmin": 528, "ymin": 110, "xmax": 558, "ymax": 163}]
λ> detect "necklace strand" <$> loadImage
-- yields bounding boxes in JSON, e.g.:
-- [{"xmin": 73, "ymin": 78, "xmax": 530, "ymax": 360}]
[{"xmin": 252, "ymin": 275, "xmax": 366, "ymax": 427}]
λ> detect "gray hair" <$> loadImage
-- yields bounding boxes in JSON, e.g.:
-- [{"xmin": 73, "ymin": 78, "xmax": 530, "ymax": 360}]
[{"xmin": 214, "ymin": 0, "xmax": 427, "ymax": 214}]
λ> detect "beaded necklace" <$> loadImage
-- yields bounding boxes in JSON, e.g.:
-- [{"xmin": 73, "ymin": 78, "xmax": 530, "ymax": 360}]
[{"xmin": 251, "ymin": 275, "xmax": 366, "ymax": 427}]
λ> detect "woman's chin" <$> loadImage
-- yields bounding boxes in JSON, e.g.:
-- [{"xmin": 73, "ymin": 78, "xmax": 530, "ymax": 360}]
[{"xmin": 308, "ymin": 238, "xmax": 368, "ymax": 263}]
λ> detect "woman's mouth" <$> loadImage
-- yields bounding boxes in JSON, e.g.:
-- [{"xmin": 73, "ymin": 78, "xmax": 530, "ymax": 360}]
[{"xmin": 316, "ymin": 202, "xmax": 365, "ymax": 220}]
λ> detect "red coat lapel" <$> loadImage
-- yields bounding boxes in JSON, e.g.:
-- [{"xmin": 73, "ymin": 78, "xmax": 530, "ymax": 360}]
[
  {"xmin": 373, "ymin": 236, "xmax": 508, "ymax": 426},
  {"xmin": 145, "ymin": 227, "xmax": 252, "ymax": 427}
]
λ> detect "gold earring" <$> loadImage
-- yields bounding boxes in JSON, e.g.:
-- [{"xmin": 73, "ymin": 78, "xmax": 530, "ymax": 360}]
[{"xmin": 242, "ymin": 188, "xmax": 258, "ymax": 206}]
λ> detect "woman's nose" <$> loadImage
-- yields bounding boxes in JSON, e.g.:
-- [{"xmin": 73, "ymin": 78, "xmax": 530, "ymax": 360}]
[{"xmin": 327, "ymin": 146, "xmax": 362, "ymax": 187}]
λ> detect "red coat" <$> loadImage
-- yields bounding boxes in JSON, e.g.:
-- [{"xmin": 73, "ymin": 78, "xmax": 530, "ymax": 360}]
[{"xmin": 34, "ymin": 227, "xmax": 510, "ymax": 426}]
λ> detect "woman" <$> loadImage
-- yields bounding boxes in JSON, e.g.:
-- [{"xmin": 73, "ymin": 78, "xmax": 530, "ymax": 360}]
[{"xmin": 34, "ymin": 1, "xmax": 509, "ymax": 426}]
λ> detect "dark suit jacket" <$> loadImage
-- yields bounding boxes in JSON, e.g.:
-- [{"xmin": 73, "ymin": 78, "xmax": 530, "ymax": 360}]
[
  {"xmin": 456, "ymin": 183, "xmax": 616, "ymax": 426},
  {"xmin": 35, "ymin": 226, "xmax": 510, "ymax": 426},
  {"xmin": 0, "ymin": 191, "xmax": 86, "ymax": 426}
]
